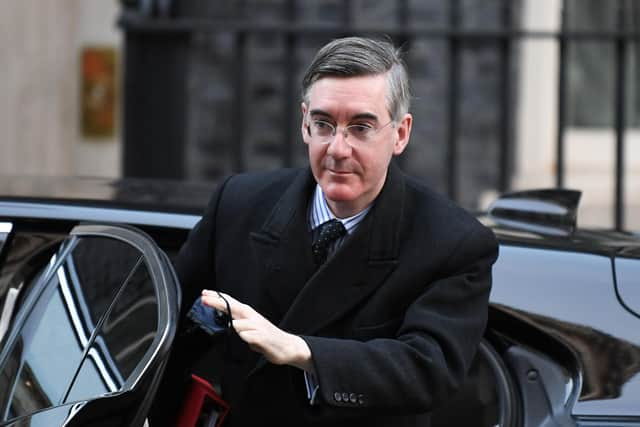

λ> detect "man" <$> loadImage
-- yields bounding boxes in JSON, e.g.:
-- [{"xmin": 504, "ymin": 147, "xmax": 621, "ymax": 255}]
[{"xmin": 165, "ymin": 36, "xmax": 498, "ymax": 426}]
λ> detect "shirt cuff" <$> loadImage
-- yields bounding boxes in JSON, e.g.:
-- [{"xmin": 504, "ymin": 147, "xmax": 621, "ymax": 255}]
[{"xmin": 303, "ymin": 371, "xmax": 320, "ymax": 405}]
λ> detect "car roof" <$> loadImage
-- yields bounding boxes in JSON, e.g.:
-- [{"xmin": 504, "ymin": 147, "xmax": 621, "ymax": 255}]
[
  {"xmin": 0, "ymin": 176, "xmax": 216, "ymax": 230},
  {"xmin": 0, "ymin": 176, "xmax": 216, "ymax": 214},
  {"xmin": 480, "ymin": 215, "xmax": 640, "ymax": 259}
]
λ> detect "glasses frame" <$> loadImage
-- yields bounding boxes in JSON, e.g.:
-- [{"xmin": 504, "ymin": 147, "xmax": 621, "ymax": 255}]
[{"xmin": 305, "ymin": 116, "xmax": 396, "ymax": 146}]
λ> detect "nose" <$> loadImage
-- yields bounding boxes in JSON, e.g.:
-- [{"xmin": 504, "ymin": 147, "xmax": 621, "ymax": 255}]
[{"xmin": 326, "ymin": 128, "xmax": 352, "ymax": 157}]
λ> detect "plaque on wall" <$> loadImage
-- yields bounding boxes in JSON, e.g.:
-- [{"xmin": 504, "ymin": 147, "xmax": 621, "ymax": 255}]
[{"xmin": 81, "ymin": 46, "xmax": 117, "ymax": 139}]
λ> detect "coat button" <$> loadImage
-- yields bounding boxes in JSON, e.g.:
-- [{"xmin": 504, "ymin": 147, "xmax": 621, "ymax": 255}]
[
  {"xmin": 349, "ymin": 393, "xmax": 357, "ymax": 404},
  {"xmin": 357, "ymin": 394, "xmax": 365, "ymax": 405},
  {"xmin": 333, "ymin": 392, "xmax": 342, "ymax": 402},
  {"xmin": 342, "ymin": 392, "xmax": 350, "ymax": 402}
]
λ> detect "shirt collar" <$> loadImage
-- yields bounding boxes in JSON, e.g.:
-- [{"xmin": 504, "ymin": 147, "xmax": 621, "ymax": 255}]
[{"xmin": 309, "ymin": 185, "xmax": 372, "ymax": 234}]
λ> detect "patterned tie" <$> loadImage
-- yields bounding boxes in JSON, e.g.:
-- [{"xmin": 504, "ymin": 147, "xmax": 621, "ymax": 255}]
[{"xmin": 312, "ymin": 219, "xmax": 347, "ymax": 265}]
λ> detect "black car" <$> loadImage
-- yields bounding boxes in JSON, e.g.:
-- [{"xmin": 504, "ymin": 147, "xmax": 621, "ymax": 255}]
[{"xmin": 0, "ymin": 177, "xmax": 638, "ymax": 427}]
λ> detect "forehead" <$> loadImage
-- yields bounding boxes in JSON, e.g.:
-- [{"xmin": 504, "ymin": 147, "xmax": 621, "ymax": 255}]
[{"xmin": 306, "ymin": 74, "xmax": 389, "ymax": 119}]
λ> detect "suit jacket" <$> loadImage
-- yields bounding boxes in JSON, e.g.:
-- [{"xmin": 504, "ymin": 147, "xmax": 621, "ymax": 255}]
[{"xmin": 163, "ymin": 163, "xmax": 498, "ymax": 427}]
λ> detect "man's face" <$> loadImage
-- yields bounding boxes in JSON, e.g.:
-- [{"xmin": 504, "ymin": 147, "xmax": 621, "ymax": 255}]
[{"xmin": 301, "ymin": 74, "xmax": 412, "ymax": 218}]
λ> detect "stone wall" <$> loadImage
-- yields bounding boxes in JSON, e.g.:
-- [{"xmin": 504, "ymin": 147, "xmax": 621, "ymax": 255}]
[{"xmin": 181, "ymin": 0, "xmax": 521, "ymax": 210}]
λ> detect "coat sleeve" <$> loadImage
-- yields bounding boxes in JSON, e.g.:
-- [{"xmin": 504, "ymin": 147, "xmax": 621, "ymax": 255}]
[
  {"xmin": 301, "ymin": 225, "xmax": 498, "ymax": 416},
  {"xmin": 150, "ymin": 176, "xmax": 234, "ymax": 424},
  {"xmin": 173, "ymin": 175, "xmax": 233, "ymax": 318}
]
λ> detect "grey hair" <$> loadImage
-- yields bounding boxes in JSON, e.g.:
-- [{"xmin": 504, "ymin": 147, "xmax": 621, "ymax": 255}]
[{"xmin": 301, "ymin": 36, "xmax": 411, "ymax": 121}]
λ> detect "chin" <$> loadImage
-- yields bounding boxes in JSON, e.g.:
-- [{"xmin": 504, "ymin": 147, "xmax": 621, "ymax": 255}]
[{"xmin": 321, "ymin": 182, "xmax": 360, "ymax": 203}]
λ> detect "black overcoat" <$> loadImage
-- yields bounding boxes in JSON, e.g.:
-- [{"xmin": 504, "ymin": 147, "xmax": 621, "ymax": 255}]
[{"xmin": 162, "ymin": 163, "xmax": 498, "ymax": 427}]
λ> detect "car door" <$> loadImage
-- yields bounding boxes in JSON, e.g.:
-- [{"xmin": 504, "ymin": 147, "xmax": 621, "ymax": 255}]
[{"xmin": 0, "ymin": 224, "xmax": 180, "ymax": 427}]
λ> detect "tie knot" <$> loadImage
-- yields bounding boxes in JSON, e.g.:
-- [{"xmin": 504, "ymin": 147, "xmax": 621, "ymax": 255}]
[{"xmin": 312, "ymin": 219, "xmax": 347, "ymax": 265}]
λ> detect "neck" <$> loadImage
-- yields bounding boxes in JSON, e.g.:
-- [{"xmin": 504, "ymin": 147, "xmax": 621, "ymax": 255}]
[{"xmin": 326, "ymin": 200, "xmax": 367, "ymax": 219}]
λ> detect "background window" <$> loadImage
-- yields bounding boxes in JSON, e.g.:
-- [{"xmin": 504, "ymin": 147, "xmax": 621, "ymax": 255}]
[{"xmin": 567, "ymin": 0, "xmax": 640, "ymax": 128}]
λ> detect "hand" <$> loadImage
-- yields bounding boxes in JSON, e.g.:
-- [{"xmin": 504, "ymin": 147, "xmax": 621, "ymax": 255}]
[{"xmin": 201, "ymin": 289, "xmax": 314, "ymax": 372}]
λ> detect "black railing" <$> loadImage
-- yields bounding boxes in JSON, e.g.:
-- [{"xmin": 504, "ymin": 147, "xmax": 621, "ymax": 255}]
[{"xmin": 120, "ymin": 0, "xmax": 637, "ymax": 230}]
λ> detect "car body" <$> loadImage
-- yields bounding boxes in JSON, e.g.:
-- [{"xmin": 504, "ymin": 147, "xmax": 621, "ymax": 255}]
[{"xmin": 0, "ymin": 176, "xmax": 639, "ymax": 427}]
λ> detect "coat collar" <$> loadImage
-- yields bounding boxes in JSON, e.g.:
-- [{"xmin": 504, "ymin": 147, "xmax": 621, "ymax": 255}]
[{"xmin": 249, "ymin": 162, "xmax": 406, "ymax": 336}]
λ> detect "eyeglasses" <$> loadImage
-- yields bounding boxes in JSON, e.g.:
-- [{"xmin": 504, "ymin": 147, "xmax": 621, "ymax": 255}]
[{"xmin": 305, "ymin": 118, "xmax": 395, "ymax": 146}]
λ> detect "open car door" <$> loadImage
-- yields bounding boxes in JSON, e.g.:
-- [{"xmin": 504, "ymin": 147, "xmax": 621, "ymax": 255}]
[{"xmin": 0, "ymin": 224, "xmax": 180, "ymax": 427}]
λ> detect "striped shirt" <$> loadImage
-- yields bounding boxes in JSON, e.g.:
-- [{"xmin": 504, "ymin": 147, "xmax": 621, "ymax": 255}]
[{"xmin": 308, "ymin": 184, "xmax": 372, "ymax": 256}]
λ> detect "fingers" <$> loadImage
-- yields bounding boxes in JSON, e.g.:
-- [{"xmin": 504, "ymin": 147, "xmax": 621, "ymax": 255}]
[
  {"xmin": 202, "ymin": 289, "xmax": 237, "ymax": 304},
  {"xmin": 199, "ymin": 290, "xmax": 276, "ymax": 341},
  {"xmin": 200, "ymin": 289, "xmax": 252, "ymax": 319},
  {"xmin": 200, "ymin": 291, "xmax": 226, "ymax": 312},
  {"xmin": 197, "ymin": 290, "xmax": 309, "ymax": 367}
]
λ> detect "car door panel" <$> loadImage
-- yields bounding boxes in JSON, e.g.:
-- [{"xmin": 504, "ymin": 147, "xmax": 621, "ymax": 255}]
[{"xmin": 0, "ymin": 224, "xmax": 180, "ymax": 427}]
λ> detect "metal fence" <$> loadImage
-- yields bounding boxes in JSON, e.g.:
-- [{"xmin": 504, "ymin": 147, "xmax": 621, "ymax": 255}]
[{"xmin": 120, "ymin": 0, "xmax": 637, "ymax": 230}]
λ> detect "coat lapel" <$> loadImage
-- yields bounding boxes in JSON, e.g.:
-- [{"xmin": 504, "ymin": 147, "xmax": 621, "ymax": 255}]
[
  {"xmin": 248, "ymin": 169, "xmax": 317, "ymax": 319},
  {"xmin": 248, "ymin": 163, "xmax": 407, "ymax": 375},
  {"xmin": 279, "ymin": 162, "xmax": 406, "ymax": 336}
]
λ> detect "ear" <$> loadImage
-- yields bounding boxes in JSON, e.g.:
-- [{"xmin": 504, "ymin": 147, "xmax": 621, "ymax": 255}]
[
  {"xmin": 392, "ymin": 113, "xmax": 412, "ymax": 156},
  {"xmin": 301, "ymin": 102, "xmax": 311, "ymax": 143}
]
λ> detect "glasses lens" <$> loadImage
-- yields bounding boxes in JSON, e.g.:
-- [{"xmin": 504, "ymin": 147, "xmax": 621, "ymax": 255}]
[
  {"xmin": 346, "ymin": 125, "xmax": 373, "ymax": 143},
  {"xmin": 307, "ymin": 119, "xmax": 392, "ymax": 145},
  {"xmin": 311, "ymin": 120, "xmax": 333, "ymax": 140}
]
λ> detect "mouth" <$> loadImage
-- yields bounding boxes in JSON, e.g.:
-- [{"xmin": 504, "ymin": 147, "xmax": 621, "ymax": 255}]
[{"xmin": 327, "ymin": 169, "xmax": 353, "ymax": 176}]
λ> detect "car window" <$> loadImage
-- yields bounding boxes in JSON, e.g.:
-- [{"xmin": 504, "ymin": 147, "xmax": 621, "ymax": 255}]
[
  {"xmin": 66, "ymin": 237, "xmax": 142, "ymax": 333},
  {"xmin": 0, "ymin": 222, "xmax": 11, "ymax": 255},
  {"xmin": 0, "ymin": 236, "xmax": 142, "ymax": 421},
  {"xmin": 65, "ymin": 259, "xmax": 158, "ymax": 402},
  {"xmin": 0, "ymin": 231, "xmax": 65, "ymax": 344},
  {"xmin": 1, "ymin": 273, "xmax": 84, "ymax": 420}
]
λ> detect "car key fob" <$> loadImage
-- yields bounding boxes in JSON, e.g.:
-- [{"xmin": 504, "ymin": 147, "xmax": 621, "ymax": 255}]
[{"xmin": 186, "ymin": 296, "xmax": 230, "ymax": 336}]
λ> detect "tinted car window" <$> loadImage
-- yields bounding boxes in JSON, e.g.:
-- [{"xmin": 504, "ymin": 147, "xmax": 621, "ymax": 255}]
[
  {"xmin": 0, "ymin": 222, "xmax": 11, "ymax": 255},
  {"xmin": 0, "ymin": 236, "xmax": 142, "ymax": 421},
  {"xmin": 0, "ymin": 232, "xmax": 64, "ymax": 329},
  {"xmin": 65, "ymin": 260, "xmax": 158, "ymax": 403},
  {"xmin": 64, "ymin": 237, "xmax": 142, "ymax": 335},
  {"xmin": 0, "ymin": 230, "xmax": 64, "ymax": 348},
  {"xmin": 0, "ymin": 270, "xmax": 86, "ymax": 419}
]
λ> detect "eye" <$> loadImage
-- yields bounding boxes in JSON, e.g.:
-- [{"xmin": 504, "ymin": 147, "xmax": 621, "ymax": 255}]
[
  {"xmin": 312, "ymin": 120, "xmax": 334, "ymax": 136},
  {"xmin": 313, "ymin": 120, "xmax": 333, "ymax": 130},
  {"xmin": 348, "ymin": 124, "xmax": 373, "ymax": 136}
]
